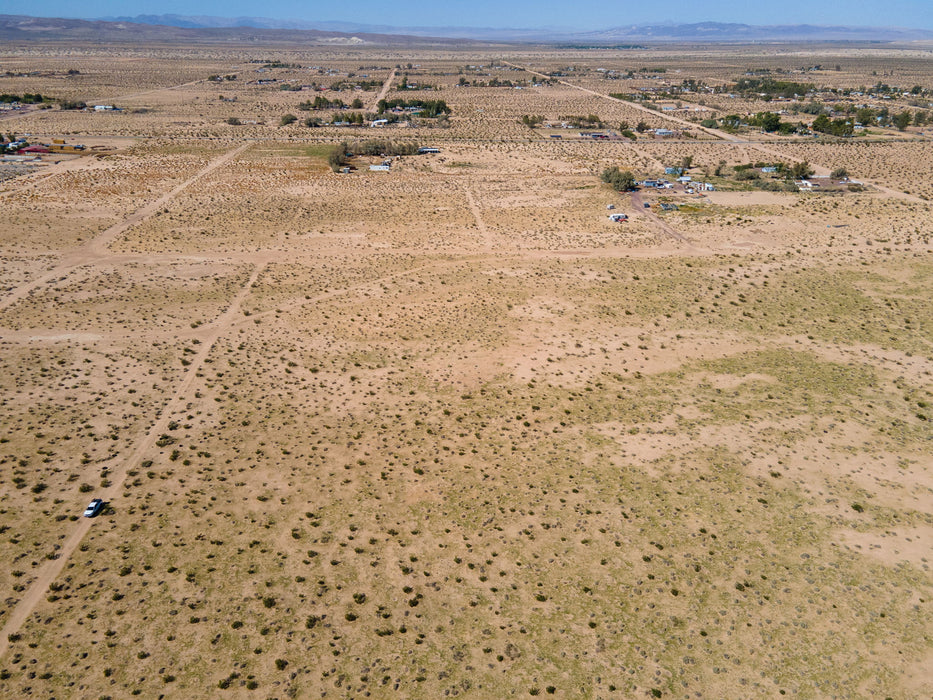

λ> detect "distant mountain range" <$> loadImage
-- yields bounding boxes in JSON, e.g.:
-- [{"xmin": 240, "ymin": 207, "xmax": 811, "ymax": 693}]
[
  {"xmin": 99, "ymin": 15, "xmax": 933, "ymax": 42},
  {"xmin": 2, "ymin": 13, "xmax": 932, "ymax": 45},
  {"xmin": 0, "ymin": 14, "xmax": 485, "ymax": 46}
]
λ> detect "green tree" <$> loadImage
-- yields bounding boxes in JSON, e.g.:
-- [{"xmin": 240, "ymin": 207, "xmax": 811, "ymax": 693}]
[
  {"xmin": 856, "ymin": 107, "xmax": 875, "ymax": 125},
  {"xmin": 812, "ymin": 114, "xmax": 831, "ymax": 133},
  {"xmin": 635, "ymin": 121, "xmax": 649, "ymax": 133},
  {"xmin": 279, "ymin": 113, "xmax": 297, "ymax": 126},
  {"xmin": 830, "ymin": 167, "xmax": 849, "ymax": 179},
  {"xmin": 893, "ymin": 111, "xmax": 912, "ymax": 131},
  {"xmin": 790, "ymin": 161, "xmax": 813, "ymax": 180},
  {"xmin": 328, "ymin": 142, "xmax": 349, "ymax": 172},
  {"xmin": 754, "ymin": 111, "xmax": 782, "ymax": 132},
  {"xmin": 600, "ymin": 166, "xmax": 636, "ymax": 191}
]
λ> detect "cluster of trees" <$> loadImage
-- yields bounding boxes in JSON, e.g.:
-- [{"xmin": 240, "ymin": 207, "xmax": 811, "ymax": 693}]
[
  {"xmin": 457, "ymin": 77, "xmax": 529, "ymax": 88},
  {"xmin": 207, "ymin": 74, "xmax": 237, "ymax": 82},
  {"xmin": 869, "ymin": 81, "xmax": 928, "ymax": 96},
  {"xmin": 376, "ymin": 99, "xmax": 450, "ymax": 118},
  {"xmin": 788, "ymin": 103, "xmax": 926, "ymax": 130},
  {"xmin": 327, "ymin": 140, "xmax": 423, "ymax": 172},
  {"xmin": 299, "ymin": 96, "xmax": 363, "ymax": 110},
  {"xmin": 397, "ymin": 75, "xmax": 436, "ymax": 91},
  {"xmin": 334, "ymin": 112, "xmax": 368, "ymax": 125},
  {"xmin": 746, "ymin": 111, "xmax": 800, "ymax": 134},
  {"xmin": 349, "ymin": 140, "xmax": 421, "ymax": 156},
  {"xmin": 811, "ymin": 114, "xmax": 854, "ymax": 137},
  {"xmin": 728, "ymin": 160, "xmax": 814, "ymax": 181},
  {"xmin": 520, "ymin": 114, "xmax": 545, "ymax": 127},
  {"xmin": 731, "ymin": 78, "xmax": 816, "ymax": 99},
  {"xmin": 705, "ymin": 112, "xmax": 800, "ymax": 135},
  {"xmin": 328, "ymin": 79, "xmax": 382, "ymax": 91},
  {"xmin": 716, "ymin": 161, "xmax": 814, "ymax": 191},
  {"xmin": 600, "ymin": 166, "xmax": 637, "ymax": 192},
  {"xmin": 0, "ymin": 93, "xmax": 46, "ymax": 104},
  {"xmin": 559, "ymin": 114, "xmax": 604, "ymax": 128}
]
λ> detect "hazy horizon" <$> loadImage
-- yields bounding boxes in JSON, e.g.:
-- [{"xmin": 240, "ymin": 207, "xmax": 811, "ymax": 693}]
[{"xmin": 5, "ymin": 0, "xmax": 933, "ymax": 32}]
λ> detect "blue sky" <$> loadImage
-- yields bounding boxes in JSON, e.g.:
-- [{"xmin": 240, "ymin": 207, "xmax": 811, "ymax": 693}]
[{"xmin": 4, "ymin": 0, "xmax": 933, "ymax": 30}]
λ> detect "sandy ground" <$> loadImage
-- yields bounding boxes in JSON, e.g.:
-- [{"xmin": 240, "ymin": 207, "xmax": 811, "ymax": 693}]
[{"xmin": 0, "ymin": 43, "xmax": 930, "ymax": 700}]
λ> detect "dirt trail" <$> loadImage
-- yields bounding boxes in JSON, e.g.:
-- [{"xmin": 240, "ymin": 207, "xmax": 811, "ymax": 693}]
[
  {"xmin": 373, "ymin": 68, "xmax": 397, "ymax": 110},
  {"xmin": 630, "ymin": 190, "xmax": 695, "ymax": 247},
  {"xmin": 0, "ymin": 260, "xmax": 266, "ymax": 662},
  {"xmin": 503, "ymin": 61, "xmax": 738, "ymax": 142},
  {"xmin": 111, "ymin": 77, "xmax": 212, "ymax": 102},
  {"xmin": 463, "ymin": 187, "xmax": 493, "ymax": 248},
  {"xmin": 87, "ymin": 142, "xmax": 250, "ymax": 255},
  {"xmin": 0, "ymin": 142, "xmax": 250, "ymax": 313}
]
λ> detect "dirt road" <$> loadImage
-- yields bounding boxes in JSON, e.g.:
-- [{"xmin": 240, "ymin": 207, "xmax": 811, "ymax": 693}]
[
  {"xmin": 0, "ymin": 260, "xmax": 266, "ymax": 662},
  {"xmin": 504, "ymin": 61, "xmax": 926, "ymax": 203},
  {"xmin": 630, "ymin": 190, "xmax": 693, "ymax": 246},
  {"xmin": 0, "ymin": 142, "xmax": 250, "ymax": 313},
  {"xmin": 373, "ymin": 68, "xmax": 397, "ymax": 110}
]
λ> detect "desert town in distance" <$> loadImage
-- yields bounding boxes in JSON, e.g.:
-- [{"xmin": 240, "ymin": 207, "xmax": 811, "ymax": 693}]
[{"xmin": 0, "ymin": 16, "xmax": 931, "ymax": 699}]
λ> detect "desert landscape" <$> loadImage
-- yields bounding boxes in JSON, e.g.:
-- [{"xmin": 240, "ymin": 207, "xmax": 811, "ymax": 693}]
[{"xmin": 0, "ymin": 32, "xmax": 931, "ymax": 699}]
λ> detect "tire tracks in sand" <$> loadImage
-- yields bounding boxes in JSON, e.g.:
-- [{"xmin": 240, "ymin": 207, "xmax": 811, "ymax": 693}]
[
  {"xmin": 0, "ymin": 260, "xmax": 266, "ymax": 661},
  {"xmin": 0, "ymin": 142, "xmax": 250, "ymax": 314}
]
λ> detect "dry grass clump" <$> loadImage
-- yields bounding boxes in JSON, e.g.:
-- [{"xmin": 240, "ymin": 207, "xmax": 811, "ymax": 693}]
[{"xmin": 0, "ymin": 262, "xmax": 252, "ymax": 333}]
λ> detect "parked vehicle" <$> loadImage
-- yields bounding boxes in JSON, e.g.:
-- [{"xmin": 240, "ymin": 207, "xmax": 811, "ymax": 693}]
[{"xmin": 83, "ymin": 498, "xmax": 104, "ymax": 518}]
